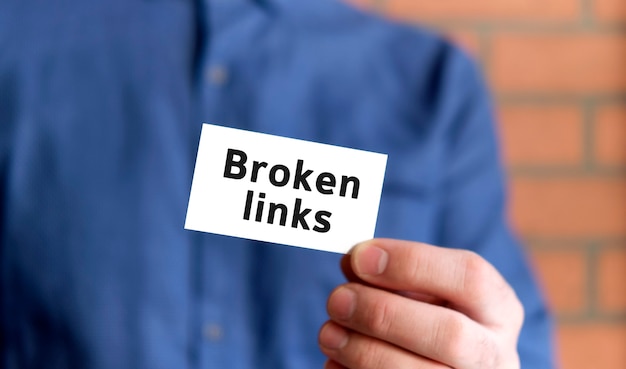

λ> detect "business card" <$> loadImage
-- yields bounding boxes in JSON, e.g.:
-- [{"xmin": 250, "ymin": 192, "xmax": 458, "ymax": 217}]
[{"xmin": 185, "ymin": 124, "xmax": 387, "ymax": 254}]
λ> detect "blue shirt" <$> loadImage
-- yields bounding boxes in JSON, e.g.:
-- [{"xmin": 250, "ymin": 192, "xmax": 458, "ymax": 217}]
[{"xmin": 0, "ymin": 0, "xmax": 554, "ymax": 368}]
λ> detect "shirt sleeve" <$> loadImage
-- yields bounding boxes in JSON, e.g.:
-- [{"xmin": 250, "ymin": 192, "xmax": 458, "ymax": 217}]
[{"xmin": 436, "ymin": 46, "xmax": 556, "ymax": 368}]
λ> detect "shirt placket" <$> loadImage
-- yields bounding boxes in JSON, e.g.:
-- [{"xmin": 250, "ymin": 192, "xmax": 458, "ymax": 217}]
[{"xmin": 190, "ymin": 1, "xmax": 248, "ymax": 368}]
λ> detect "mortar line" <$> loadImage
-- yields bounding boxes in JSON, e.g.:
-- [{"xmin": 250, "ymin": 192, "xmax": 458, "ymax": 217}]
[
  {"xmin": 408, "ymin": 20, "xmax": 626, "ymax": 34},
  {"xmin": 586, "ymin": 241, "xmax": 599, "ymax": 319},
  {"xmin": 525, "ymin": 237, "xmax": 626, "ymax": 248},
  {"xmin": 557, "ymin": 313, "xmax": 626, "ymax": 324},
  {"xmin": 592, "ymin": 242, "xmax": 626, "ymax": 321},
  {"xmin": 509, "ymin": 166, "xmax": 626, "ymax": 177},
  {"xmin": 498, "ymin": 94, "xmax": 626, "ymax": 105},
  {"xmin": 580, "ymin": 0, "xmax": 596, "ymax": 30},
  {"xmin": 525, "ymin": 240, "xmax": 592, "ymax": 251},
  {"xmin": 477, "ymin": 24, "xmax": 492, "ymax": 71},
  {"xmin": 582, "ymin": 98, "xmax": 597, "ymax": 173}
]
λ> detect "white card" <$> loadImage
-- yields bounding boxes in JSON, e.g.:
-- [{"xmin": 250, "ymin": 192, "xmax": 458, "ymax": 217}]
[{"xmin": 185, "ymin": 124, "xmax": 388, "ymax": 254}]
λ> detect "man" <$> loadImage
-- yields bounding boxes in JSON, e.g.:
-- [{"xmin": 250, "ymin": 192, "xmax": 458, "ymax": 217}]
[{"xmin": 0, "ymin": 0, "xmax": 554, "ymax": 368}]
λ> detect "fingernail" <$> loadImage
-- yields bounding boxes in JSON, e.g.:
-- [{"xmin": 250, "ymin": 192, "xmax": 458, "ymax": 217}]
[
  {"xmin": 319, "ymin": 323, "xmax": 349, "ymax": 350},
  {"xmin": 355, "ymin": 244, "xmax": 388, "ymax": 276},
  {"xmin": 328, "ymin": 286, "xmax": 356, "ymax": 320}
]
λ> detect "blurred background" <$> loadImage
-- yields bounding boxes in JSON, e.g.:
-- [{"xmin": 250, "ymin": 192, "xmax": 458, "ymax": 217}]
[{"xmin": 349, "ymin": 0, "xmax": 626, "ymax": 368}]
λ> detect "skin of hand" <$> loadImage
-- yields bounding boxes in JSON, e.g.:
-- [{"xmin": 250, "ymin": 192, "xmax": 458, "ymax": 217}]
[{"xmin": 318, "ymin": 239, "xmax": 524, "ymax": 369}]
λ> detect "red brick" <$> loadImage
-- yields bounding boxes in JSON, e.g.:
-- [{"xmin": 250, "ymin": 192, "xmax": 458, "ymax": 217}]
[
  {"xmin": 384, "ymin": 0, "xmax": 581, "ymax": 23},
  {"xmin": 510, "ymin": 178, "xmax": 626, "ymax": 237},
  {"xmin": 529, "ymin": 248, "xmax": 587, "ymax": 315},
  {"xmin": 499, "ymin": 106, "xmax": 584, "ymax": 167},
  {"xmin": 597, "ymin": 246, "xmax": 626, "ymax": 314},
  {"xmin": 594, "ymin": 105, "xmax": 626, "ymax": 167},
  {"xmin": 593, "ymin": 0, "xmax": 626, "ymax": 23},
  {"xmin": 491, "ymin": 33, "xmax": 626, "ymax": 94},
  {"xmin": 558, "ymin": 324, "xmax": 626, "ymax": 369}
]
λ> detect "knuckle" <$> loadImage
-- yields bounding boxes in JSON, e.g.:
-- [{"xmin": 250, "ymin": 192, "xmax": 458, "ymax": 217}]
[
  {"xmin": 474, "ymin": 332, "xmax": 500, "ymax": 369},
  {"xmin": 403, "ymin": 246, "xmax": 424, "ymax": 282},
  {"xmin": 363, "ymin": 297, "xmax": 395, "ymax": 337},
  {"xmin": 433, "ymin": 313, "xmax": 470, "ymax": 361},
  {"xmin": 435, "ymin": 313, "xmax": 503, "ymax": 369},
  {"xmin": 458, "ymin": 251, "xmax": 492, "ymax": 298},
  {"xmin": 350, "ymin": 337, "xmax": 386, "ymax": 369},
  {"xmin": 511, "ymin": 295, "xmax": 525, "ymax": 330},
  {"xmin": 460, "ymin": 250, "xmax": 487, "ymax": 280}
]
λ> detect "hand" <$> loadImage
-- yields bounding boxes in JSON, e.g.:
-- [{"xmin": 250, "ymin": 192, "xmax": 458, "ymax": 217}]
[{"xmin": 318, "ymin": 239, "xmax": 523, "ymax": 369}]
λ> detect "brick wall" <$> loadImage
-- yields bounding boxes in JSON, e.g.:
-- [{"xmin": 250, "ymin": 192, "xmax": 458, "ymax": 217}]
[{"xmin": 349, "ymin": 1, "xmax": 626, "ymax": 368}]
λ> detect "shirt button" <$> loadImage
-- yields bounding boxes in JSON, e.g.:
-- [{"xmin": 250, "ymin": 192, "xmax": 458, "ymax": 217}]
[
  {"xmin": 206, "ymin": 65, "xmax": 229, "ymax": 86},
  {"xmin": 203, "ymin": 323, "xmax": 223, "ymax": 342}
]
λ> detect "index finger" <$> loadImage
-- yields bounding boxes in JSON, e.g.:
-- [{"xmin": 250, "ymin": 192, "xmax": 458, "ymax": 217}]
[{"xmin": 348, "ymin": 239, "xmax": 523, "ymax": 330}]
